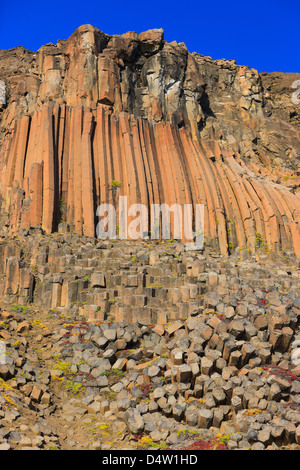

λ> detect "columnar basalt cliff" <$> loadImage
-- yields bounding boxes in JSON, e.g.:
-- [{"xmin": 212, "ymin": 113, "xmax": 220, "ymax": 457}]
[
  {"xmin": 0, "ymin": 25, "xmax": 299, "ymax": 256},
  {"xmin": 0, "ymin": 27, "xmax": 300, "ymax": 451}
]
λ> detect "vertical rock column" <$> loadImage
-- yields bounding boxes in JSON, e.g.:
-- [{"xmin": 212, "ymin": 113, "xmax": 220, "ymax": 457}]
[
  {"xmin": 29, "ymin": 162, "xmax": 44, "ymax": 227},
  {"xmin": 81, "ymin": 109, "xmax": 95, "ymax": 237},
  {"xmin": 41, "ymin": 103, "xmax": 56, "ymax": 234},
  {"xmin": 72, "ymin": 105, "xmax": 84, "ymax": 234},
  {"xmin": 12, "ymin": 115, "xmax": 31, "ymax": 187}
]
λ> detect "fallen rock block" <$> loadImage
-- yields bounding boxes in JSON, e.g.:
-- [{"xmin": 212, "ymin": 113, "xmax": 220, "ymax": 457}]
[{"xmin": 124, "ymin": 408, "xmax": 145, "ymax": 434}]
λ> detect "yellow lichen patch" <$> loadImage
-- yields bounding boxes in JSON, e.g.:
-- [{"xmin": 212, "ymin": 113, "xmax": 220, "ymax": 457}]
[
  {"xmin": 53, "ymin": 361, "xmax": 74, "ymax": 375},
  {"xmin": 185, "ymin": 397, "xmax": 206, "ymax": 405},
  {"xmin": 137, "ymin": 435, "xmax": 162, "ymax": 449},
  {"xmin": 51, "ymin": 375, "xmax": 64, "ymax": 381},
  {"xmin": 0, "ymin": 378, "xmax": 14, "ymax": 391},
  {"xmin": 2, "ymin": 393, "xmax": 20, "ymax": 408},
  {"xmin": 242, "ymin": 409, "xmax": 267, "ymax": 416},
  {"xmin": 98, "ymin": 424, "xmax": 109, "ymax": 431},
  {"xmin": 216, "ymin": 433, "xmax": 232, "ymax": 445},
  {"xmin": 92, "ymin": 423, "xmax": 113, "ymax": 440},
  {"xmin": 32, "ymin": 319, "xmax": 47, "ymax": 329}
]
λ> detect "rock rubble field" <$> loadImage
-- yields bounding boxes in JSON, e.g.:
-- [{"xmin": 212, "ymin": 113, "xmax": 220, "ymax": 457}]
[{"xmin": 0, "ymin": 234, "xmax": 299, "ymax": 450}]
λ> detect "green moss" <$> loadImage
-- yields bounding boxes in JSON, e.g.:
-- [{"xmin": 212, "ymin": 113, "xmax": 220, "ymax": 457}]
[
  {"xmin": 10, "ymin": 304, "xmax": 30, "ymax": 314},
  {"xmin": 100, "ymin": 368, "xmax": 124, "ymax": 377},
  {"xmin": 177, "ymin": 429, "xmax": 199, "ymax": 437},
  {"xmin": 53, "ymin": 359, "xmax": 75, "ymax": 376},
  {"xmin": 64, "ymin": 380, "xmax": 83, "ymax": 395}
]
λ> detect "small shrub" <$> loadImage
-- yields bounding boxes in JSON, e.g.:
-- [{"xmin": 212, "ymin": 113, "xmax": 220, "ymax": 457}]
[
  {"xmin": 255, "ymin": 231, "xmax": 264, "ymax": 249},
  {"xmin": 10, "ymin": 304, "xmax": 30, "ymax": 314},
  {"xmin": 110, "ymin": 180, "xmax": 121, "ymax": 190}
]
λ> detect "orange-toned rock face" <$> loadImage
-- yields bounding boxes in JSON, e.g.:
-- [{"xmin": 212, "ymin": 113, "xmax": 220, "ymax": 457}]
[{"xmin": 0, "ymin": 25, "xmax": 299, "ymax": 257}]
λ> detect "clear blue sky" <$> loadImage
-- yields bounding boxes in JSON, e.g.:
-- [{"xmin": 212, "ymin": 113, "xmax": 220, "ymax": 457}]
[{"xmin": 0, "ymin": 0, "xmax": 299, "ymax": 73}]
